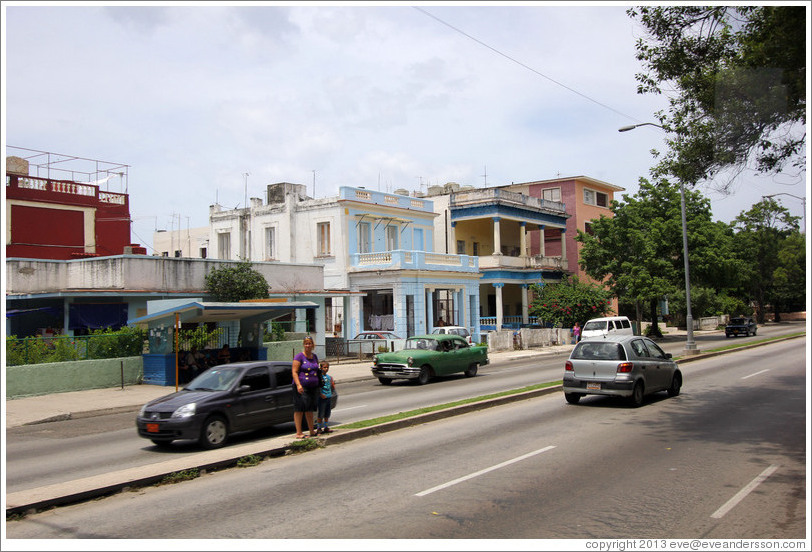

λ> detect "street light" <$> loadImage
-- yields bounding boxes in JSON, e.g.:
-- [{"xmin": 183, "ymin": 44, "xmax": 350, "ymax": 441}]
[
  {"xmin": 619, "ymin": 122, "xmax": 700, "ymax": 355},
  {"xmin": 762, "ymin": 193, "xmax": 806, "ymax": 233}
]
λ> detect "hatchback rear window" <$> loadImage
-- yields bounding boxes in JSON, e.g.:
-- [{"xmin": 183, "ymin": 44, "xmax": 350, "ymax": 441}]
[{"xmin": 571, "ymin": 342, "xmax": 627, "ymax": 361}]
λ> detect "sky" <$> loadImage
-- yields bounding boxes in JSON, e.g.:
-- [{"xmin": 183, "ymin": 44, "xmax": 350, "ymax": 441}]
[{"xmin": 3, "ymin": 2, "xmax": 809, "ymax": 253}]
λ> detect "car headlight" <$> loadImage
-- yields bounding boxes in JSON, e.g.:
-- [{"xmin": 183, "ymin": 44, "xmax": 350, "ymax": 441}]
[
  {"xmin": 407, "ymin": 356, "xmax": 414, "ymax": 366},
  {"xmin": 138, "ymin": 404, "xmax": 149, "ymax": 417},
  {"xmin": 172, "ymin": 403, "xmax": 196, "ymax": 419},
  {"xmin": 372, "ymin": 355, "xmax": 378, "ymax": 365}
]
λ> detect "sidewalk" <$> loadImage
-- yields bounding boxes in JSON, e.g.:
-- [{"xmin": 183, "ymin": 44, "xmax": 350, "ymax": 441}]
[{"xmin": 4, "ymin": 344, "xmax": 575, "ymax": 429}]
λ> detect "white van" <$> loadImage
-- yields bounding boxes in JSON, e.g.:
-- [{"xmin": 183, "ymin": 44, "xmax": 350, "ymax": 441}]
[{"xmin": 581, "ymin": 316, "xmax": 634, "ymax": 340}]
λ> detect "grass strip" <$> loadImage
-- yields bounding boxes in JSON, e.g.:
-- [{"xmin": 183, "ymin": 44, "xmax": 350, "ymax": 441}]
[
  {"xmin": 339, "ymin": 381, "xmax": 561, "ymax": 430},
  {"xmin": 672, "ymin": 331, "xmax": 805, "ymax": 360}
]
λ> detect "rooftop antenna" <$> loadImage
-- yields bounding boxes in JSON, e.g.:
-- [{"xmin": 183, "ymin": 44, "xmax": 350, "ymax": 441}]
[
  {"xmin": 481, "ymin": 165, "xmax": 488, "ymax": 187},
  {"xmin": 243, "ymin": 172, "xmax": 249, "ymax": 209}
]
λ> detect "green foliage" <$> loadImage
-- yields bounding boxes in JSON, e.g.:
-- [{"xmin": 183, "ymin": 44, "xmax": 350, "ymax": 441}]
[
  {"xmin": 159, "ymin": 468, "xmax": 200, "ymax": 485},
  {"xmin": 204, "ymin": 262, "xmax": 270, "ymax": 302},
  {"xmin": 264, "ymin": 321, "xmax": 286, "ymax": 342},
  {"xmin": 288, "ymin": 437, "xmax": 324, "ymax": 453},
  {"xmin": 177, "ymin": 325, "xmax": 222, "ymax": 351},
  {"xmin": 85, "ymin": 327, "xmax": 147, "ymax": 359},
  {"xmin": 529, "ymin": 275, "xmax": 613, "ymax": 329},
  {"xmin": 6, "ymin": 327, "xmax": 147, "ymax": 366},
  {"xmin": 236, "ymin": 454, "xmax": 263, "ymax": 467},
  {"xmin": 629, "ymin": 6, "xmax": 806, "ymax": 186},
  {"xmin": 732, "ymin": 198, "xmax": 804, "ymax": 321}
]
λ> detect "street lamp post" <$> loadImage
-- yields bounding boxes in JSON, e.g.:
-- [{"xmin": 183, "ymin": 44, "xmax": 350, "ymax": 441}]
[
  {"xmin": 762, "ymin": 193, "xmax": 806, "ymax": 233},
  {"xmin": 619, "ymin": 123, "xmax": 699, "ymax": 355}
]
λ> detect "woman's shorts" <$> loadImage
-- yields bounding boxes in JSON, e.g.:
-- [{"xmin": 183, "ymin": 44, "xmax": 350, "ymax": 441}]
[{"xmin": 292, "ymin": 385, "xmax": 319, "ymax": 412}]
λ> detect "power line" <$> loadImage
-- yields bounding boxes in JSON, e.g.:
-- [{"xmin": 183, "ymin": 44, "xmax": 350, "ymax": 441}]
[{"xmin": 413, "ymin": 6, "xmax": 640, "ymax": 122}]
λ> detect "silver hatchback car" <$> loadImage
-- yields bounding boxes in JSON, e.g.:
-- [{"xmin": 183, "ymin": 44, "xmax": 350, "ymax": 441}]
[{"xmin": 562, "ymin": 335, "xmax": 682, "ymax": 407}]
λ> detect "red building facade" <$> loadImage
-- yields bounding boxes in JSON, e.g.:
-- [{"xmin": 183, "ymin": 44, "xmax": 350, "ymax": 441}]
[{"xmin": 6, "ymin": 152, "xmax": 145, "ymax": 260}]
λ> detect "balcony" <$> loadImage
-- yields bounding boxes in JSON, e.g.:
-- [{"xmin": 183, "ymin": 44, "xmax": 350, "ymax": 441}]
[
  {"xmin": 349, "ymin": 250, "xmax": 479, "ymax": 273},
  {"xmin": 478, "ymin": 254, "xmax": 565, "ymax": 271},
  {"xmin": 450, "ymin": 187, "xmax": 566, "ymax": 214}
]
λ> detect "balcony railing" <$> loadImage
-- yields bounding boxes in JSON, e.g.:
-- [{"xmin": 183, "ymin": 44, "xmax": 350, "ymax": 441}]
[
  {"xmin": 7, "ymin": 175, "xmax": 127, "ymax": 205},
  {"xmin": 478, "ymin": 254, "xmax": 565, "ymax": 271},
  {"xmin": 449, "ymin": 188, "xmax": 566, "ymax": 213},
  {"xmin": 350, "ymin": 250, "xmax": 478, "ymax": 272}
]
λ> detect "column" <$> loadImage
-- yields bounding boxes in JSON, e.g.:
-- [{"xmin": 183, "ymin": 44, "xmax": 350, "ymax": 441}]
[
  {"xmin": 493, "ymin": 217, "xmax": 502, "ymax": 256},
  {"xmin": 426, "ymin": 289, "xmax": 435, "ymax": 331},
  {"xmin": 519, "ymin": 222, "xmax": 527, "ymax": 257},
  {"xmin": 494, "ymin": 283, "xmax": 504, "ymax": 332},
  {"xmin": 450, "ymin": 221, "xmax": 457, "ymax": 254},
  {"xmin": 521, "ymin": 284, "xmax": 529, "ymax": 325},
  {"xmin": 560, "ymin": 228, "xmax": 567, "ymax": 267},
  {"xmin": 539, "ymin": 225, "xmax": 546, "ymax": 257}
]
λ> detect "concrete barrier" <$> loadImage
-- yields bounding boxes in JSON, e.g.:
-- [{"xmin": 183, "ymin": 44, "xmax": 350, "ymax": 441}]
[{"xmin": 5, "ymin": 357, "xmax": 143, "ymax": 399}]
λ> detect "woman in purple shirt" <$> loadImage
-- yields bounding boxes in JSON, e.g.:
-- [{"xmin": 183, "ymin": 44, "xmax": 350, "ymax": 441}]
[{"xmin": 292, "ymin": 336, "xmax": 321, "ymax": 438}]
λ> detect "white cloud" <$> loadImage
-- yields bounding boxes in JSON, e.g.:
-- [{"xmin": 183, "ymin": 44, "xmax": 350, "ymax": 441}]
[{"xmin": 4, "ymin": 2, "xmax": 805, "ymax": 253}]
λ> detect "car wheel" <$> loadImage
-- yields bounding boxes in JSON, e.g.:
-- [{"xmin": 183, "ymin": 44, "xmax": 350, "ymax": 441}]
[
  {"xmin": 417, "ymin": 366, "xmax": 431, "ymax": 385},
  {"xmin": 464, "ymin": 363, "xmax": 478, "ymax": 377},
  {"xmin": 378, "ymin": 377, "xmax": 393, "ymax": 385},
  {"xmin": 752, "ymin": 327, "xmax": 757, "ymax": 336},
  {"xmin": 564, "ymin": 392, "xmax": 582, "ymax": 404},
  {"xmin": 150, "ymin": 439, "xmax": 173, "ymax": 447},
  {"xmin": 199, "ymin": 415, "xmax": 228, "ymax": 449},
  {"xmin": 667, "ymin": 373, "xmax": 682, "ymax": 397},
  {"xmin": 629, "ymin": 381, "xmax": 644, "ymax": 407}
]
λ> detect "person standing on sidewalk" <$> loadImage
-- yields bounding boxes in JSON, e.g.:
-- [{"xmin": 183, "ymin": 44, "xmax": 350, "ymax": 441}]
[
  {"xmin": 572, "ymin": 322, "xmax": 581, "ymax": 343},
  {"xmin": 292, "ymin": 336, "xmax": 320, "ymax": 439},
  {"xmin": 316, "ymin": 360, "xmax": 336, "ymax": 435}
]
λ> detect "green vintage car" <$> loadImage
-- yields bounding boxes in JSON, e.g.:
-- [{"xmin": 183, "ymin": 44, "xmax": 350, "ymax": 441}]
[{"xmin": 371, "ymin": 334, "xmax": 489, "ymax": 385}]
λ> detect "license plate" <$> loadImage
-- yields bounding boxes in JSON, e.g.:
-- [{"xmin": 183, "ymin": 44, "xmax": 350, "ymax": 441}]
[
  {"xmin": 586, "ymin": 382, "xmax": 601, "ymax": 390},
  {"xmin": 146, "ymin": 423, "xmax": 160, "ymax": 433},
  {"xmin": 382, "ymin": 372, "xmax": 397, "ymax": 377}
]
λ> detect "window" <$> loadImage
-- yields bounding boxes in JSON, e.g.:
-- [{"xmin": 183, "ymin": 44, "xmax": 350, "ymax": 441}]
[
  {"xmin": 174, "ymin": 250, "xmax": 182, "ymax": 258},
  {"xmin": 456, "ymin": 240, "xmax": 465, "ymax": 254},
  {"xmin": 584, "ymin": 188, "xmax": 609, "ymax": 208},
  {"xmin": 358, "ymin": 222, "xmax": 371, "ymax": 254},
  {"xmin": 217, "ymin": 232, "xmax": 231, "ymax": 259},
  {"xmin": 584, "ymin": 222, "xmax": 594, "ymax": 236},
  {"xmin": 265, "ymin": 227, "xmax": 276, "ymax": 260},
  {"xmin": 240, "ymin": 367, "xmax": 271, "ymax": 392},
  {"xmin": 472, "ymin": 242, "xmax": 479, "ymax": 256},
  {"xmin": 274, "ymin": 367, "xmax": 293, "ymax": 387},
  {"xmin": 542, "ymin": 187, "xmax": 561, "ymax": 202},
  {"xmin": 386, "ymin": 225, "xmax": 398, "ymax": 251},
  {"xmin": 317, "ymin": 222, "xmax": 331, "ymax": 256},
  {"xmin": 200, "ymin": 247, "xmax": 207, "ymax": 259}
]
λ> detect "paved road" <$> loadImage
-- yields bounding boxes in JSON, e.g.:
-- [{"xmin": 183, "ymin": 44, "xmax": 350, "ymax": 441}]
[
  {"xmin": 6, "ymin": 340, "xmax": 806, "ymax": 539},
  {"xmin": 5, "ymin": 324, "xmax": 801, "ymax": 496}
]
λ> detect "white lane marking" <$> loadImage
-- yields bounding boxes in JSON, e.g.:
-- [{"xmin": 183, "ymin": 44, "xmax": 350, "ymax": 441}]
[
  {"xmin": 332, "ymin": 405, "xmax": 366, "ymax": 412},
  {"xmin": 741, "ymin": 369, "xmax": 770, "ymax": 380},
  {"xmin": 415, "ymin": 445, "xmax": 556, "ymax": 497},
  {"xmin": 711, "ymin": 464, "xmax": 779, "ymax": 519}
]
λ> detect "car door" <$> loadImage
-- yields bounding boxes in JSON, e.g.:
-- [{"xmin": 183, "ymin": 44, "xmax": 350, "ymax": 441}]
[
  {"xmin": 641, "ymin": 338, "xmax": 674, "ymax": 391},
  {"xmin": 629, "ymin": 338, "xmax": 659, "ymax": 389},
  {"xmin": 231, "ymin": 365, "xmax": 276, "ymax": 430},
  {"xmin": 268, "ymin": 365, "xmax": 296, "ymax": 424}
]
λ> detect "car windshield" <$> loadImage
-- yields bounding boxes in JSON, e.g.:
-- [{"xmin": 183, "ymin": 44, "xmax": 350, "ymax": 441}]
[
  {"xmin": 405, "ymin": 338, "xmax": 440, "ymax": 351},
  {"xmin": 730, "ymin": 318, "xmax": 746, "ymax": 325},
  {"xmin": 583, "ymin": 321, "xmax": 607, "ymax": 331},
  {"xmin": 571, "ymin": 341, "xmax": 627, "ymax": 361},
  {"xmin": 186, "ymin": 367, "xmax": 241, "ymax": 391}
]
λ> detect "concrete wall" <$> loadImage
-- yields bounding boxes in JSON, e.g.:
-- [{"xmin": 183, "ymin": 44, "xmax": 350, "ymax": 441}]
[
  {"xmin": 6, "ymin": 356, "xmax": 143, "ymax": 399},
  {"xmin": 487, "ymin": 327, "xmax": 571, "ymax": 352}
]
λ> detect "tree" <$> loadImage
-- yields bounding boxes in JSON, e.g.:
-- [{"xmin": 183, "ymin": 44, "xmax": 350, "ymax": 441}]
[
  {"xmin": 732, "ymin": 198, "xmax": 802, "ymax": 323},
  {"xmin": 529, "ymin": 275, "xmax": 613, "ymax": 330},
  {"xmin": 629, "ymin": 6, "xmax": 806, "ymax": 188},
  {"xmin": 576, "ymin": 178, "xmax": 745, "ymax": 334},
  {"xmin": 204, "ymin": 262, "xmax": 270, "ymax": 302}
]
